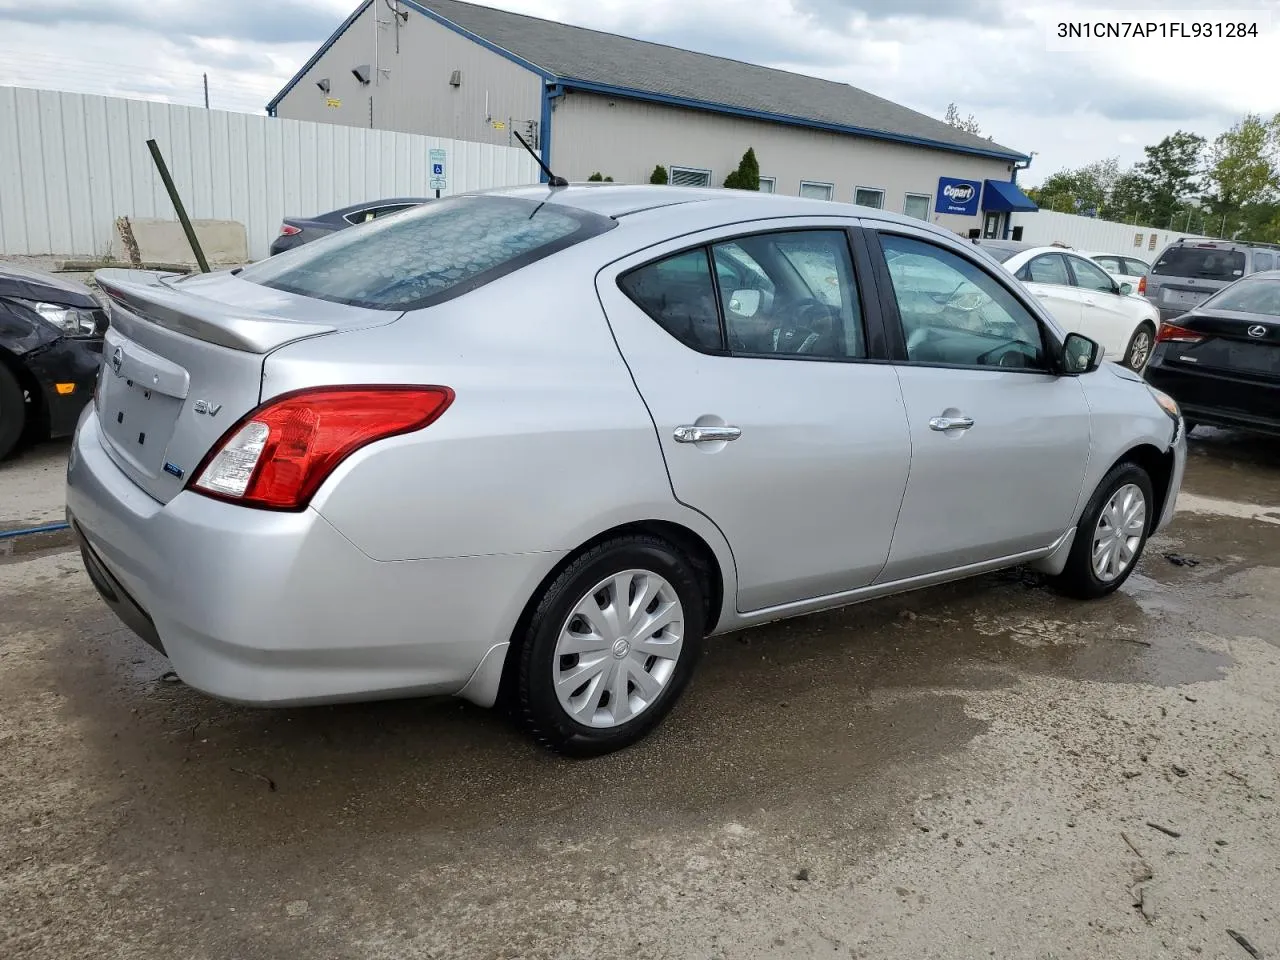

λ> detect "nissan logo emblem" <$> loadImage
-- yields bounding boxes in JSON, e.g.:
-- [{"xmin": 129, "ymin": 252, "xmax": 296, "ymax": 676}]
[
  {"xmin": 110, "ymin": 346, "xmax": 124, "ymax": 375},
  {"xmin": 1247, "ymin": 325, "xmax": 1268, "ymax": 338}
]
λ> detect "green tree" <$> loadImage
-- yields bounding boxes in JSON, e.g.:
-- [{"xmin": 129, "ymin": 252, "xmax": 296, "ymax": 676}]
[
  {"xmin": 1027, "ymin": 158, "xmax": 1118, "ymax": 215},
  {"xmin": 723, "ymin": 148, "xmax": 761, "ymax": 190},
  {"xmin": 1131, "ymin": 131, "xmax": 1205, "ymax": 229},
  {"xmin": 586, "ymin": 172, "xmax": 614, "ymax": 182},
  {"xmin": 1201, "ymin": 113, "xmax": 1280, "ymax": 237},
  {"xmin": 1101, "ymin": 170, "xmax": 1146, "ymax": 222},
  {"xmin": 649, "ymin": 164, "xmax": 669, "ymax": 185}
]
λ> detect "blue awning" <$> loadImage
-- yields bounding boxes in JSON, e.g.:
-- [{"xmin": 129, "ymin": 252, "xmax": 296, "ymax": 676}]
[{"xmin": 982, "ymin": 179, "xmax": 1038, "ymax": 213}]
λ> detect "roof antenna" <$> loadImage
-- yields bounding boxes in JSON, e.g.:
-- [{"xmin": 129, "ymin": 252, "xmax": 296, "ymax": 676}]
[{"xmin": 511, "ymin": 129, "xmax": 568, "ymax": 187}]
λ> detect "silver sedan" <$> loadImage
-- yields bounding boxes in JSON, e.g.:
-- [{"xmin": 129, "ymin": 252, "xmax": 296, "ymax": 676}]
[{"xmin": 66, "ymin": 185, "xmax": 1186, "ymax": 755}]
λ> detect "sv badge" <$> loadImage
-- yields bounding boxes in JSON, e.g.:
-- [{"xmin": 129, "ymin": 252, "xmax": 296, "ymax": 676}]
[{"xmin": 192, "ymin": 400, "xmax": 223, "ymax": 417}]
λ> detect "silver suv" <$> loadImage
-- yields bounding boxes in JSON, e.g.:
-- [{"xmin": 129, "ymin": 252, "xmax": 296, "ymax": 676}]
[{"xmin": 1146, "ymin": 238, "xmax": 1280, "ymax": 321}]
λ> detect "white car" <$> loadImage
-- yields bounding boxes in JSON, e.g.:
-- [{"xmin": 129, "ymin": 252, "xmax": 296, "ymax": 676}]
[
  {"xmin": 977, "ymin": 242, "xmax": 1160, "ymax": 370},
  {"xmin": 1079, "ymin": 251, "xmax": 1151, "ymax": 297}
]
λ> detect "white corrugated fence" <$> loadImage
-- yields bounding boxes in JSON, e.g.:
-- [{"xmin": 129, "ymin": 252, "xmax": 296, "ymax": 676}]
[
  {"xmin": 0, "ymin": 85, "xmax": 541, "ymax": 261},
  {"xmin": 1010, "ymin": 209, "xmax": 1202, "ymax": 261}
]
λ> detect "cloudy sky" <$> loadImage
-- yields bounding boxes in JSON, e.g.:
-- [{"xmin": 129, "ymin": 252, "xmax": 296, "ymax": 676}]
[{"xmin": 0, "ymin": 0, "xmax": 1276, "ymax": 185}]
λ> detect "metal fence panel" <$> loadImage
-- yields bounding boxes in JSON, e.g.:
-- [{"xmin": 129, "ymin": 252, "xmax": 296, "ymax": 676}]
[{"xmin": 0, "ymin": 85, "xmax": 541, "ymax": 261}]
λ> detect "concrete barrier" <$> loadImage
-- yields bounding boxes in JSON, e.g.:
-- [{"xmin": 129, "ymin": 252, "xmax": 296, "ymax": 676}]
[{"xmin": 110, "ymin": 219, "xmax": 248, "ymax": 266}]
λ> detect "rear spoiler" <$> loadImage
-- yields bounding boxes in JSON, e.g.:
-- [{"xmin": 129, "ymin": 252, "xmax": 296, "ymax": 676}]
[{"xmin": 96, "ymin": 269, "xmax": 337, "ymax": 354}]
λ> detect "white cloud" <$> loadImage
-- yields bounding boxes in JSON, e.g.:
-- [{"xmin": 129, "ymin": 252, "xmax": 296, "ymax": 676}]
[{"xmin": 0, "ymin": 0, "xmax": 1276, "ymax": 181}]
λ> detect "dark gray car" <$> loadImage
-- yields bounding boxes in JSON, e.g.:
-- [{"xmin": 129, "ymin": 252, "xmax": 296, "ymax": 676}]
[
  {"xmin": 1145, "ymin": 238, "xmax": 1280, "ymax": 321},
  {"xmin": 269, "ymin": 197, "xmax": 429, "ymax": 255}
]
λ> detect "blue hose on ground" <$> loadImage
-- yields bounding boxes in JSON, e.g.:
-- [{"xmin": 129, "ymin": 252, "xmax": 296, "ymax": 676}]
[{"xmin": 0, "ymin": 521, "xmax": 72, "ymax": 540}]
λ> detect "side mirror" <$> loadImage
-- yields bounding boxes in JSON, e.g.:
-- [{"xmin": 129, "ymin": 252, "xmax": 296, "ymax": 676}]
[
  {"xmin": 1062, "ymin": 332, "xmax": 1102, "ymax": 375},
  {"xmin": 728, "ymin": 288, "xmax": 761, "ymax": 317},
  {"xmin": 1119, "ymin": 282, "xmax": 1134, "ymax": 295}
]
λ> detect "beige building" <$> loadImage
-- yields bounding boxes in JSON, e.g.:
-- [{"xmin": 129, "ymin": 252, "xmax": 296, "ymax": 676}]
[{"xmin": 269, "ymin": 0, "xmax": 1038, "ymax": 238}]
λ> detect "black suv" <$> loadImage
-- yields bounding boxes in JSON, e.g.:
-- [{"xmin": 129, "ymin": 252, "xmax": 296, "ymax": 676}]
[{"xmin": 1146, "ymin": 238, "xmax": 1280, "ymax": 321}]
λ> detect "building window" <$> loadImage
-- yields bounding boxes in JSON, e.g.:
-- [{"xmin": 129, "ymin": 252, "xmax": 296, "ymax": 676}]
[
  {"xmin": 1149, "ymin": 234, "xmax": 1158, "ymax": 250},
  {"xmin": 854, "ymin": 187, "xmax": 885, "ymax": 209},
  {"xmin": 758, "ymin": 177, "xmax": 776, "ymax": 193},
  {"xmin": 903, "ymin": 193, "xmax": 930, "ymax": 220},
  {"xmin": 670, "ymin": 166, "xmax": 712, "ymax": 187},
  {"xmin": 1133, "ymin": 232, "xmax": 1144, "ymax": 248},
  {"xmin": 799, "ymin": 181, "xmax": 833, "ymax": 201}
]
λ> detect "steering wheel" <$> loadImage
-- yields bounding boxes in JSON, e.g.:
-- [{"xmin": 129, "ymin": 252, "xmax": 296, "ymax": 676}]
[
  {"xmin": 770, "ymin": 299, "xmax": 835, "ymax": 354},
  {"xmin": 975, "ymin": 339, "xmax": 1033, "ymax": 368}
]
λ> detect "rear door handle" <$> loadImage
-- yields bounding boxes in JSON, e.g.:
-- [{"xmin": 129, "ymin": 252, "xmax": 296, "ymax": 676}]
[
  {"xmin": 929, "ymin": 416, "xmax": 974, "ymax": 432},
  {"xmin": 674, "ymin": 424, "xmax": 742, "ymax": 443},
  {"xmin": 1034, "ymin": 291, "xmax": 1051, "ymax": 298}
]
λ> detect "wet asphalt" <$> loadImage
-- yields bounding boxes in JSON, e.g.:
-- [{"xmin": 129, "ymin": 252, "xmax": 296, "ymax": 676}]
[{"xmin": 1, "ymin": 430, "xmax": 1278, "ymax": 960}]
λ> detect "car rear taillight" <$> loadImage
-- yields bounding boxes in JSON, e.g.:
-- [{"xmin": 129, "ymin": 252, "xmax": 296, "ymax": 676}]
[
  {"xmin": 1155, "ymin": 322, "xmax": 1204, "ymax": 344},
  {"xmin": 190, "ymin": 386, "xmax": 454, "ymax": 510},
  {"xmin": 278, "ymin": 223, "xmax": 302, "ymax": 237},
  {"xmin": 1137, "ymin": 275, "xmax": 1146, "ymax": 295}
]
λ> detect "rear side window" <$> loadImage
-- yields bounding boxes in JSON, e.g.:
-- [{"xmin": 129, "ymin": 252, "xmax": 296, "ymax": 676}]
[
  {"xmin": 242, "ymin": 196, "xmax": 614, "ymax": 309},
  {"xmin": 1251, "ymin": 251, "xmax": 1274, "ymax": 272},
  {"xmin": 1093, "ymin": 256, "xmax": 1122, "ymax": 273},
  {"xmin": 619, "ymin": 250, "xmax": 724, "ymax": 351},
  {"xmin": 1152, "ymin": 246, "xmax": 1246, "ymax": 281},
  {"xmin": 1019, "ymin": 254, "xmax": 1069, "ymax": 285}
]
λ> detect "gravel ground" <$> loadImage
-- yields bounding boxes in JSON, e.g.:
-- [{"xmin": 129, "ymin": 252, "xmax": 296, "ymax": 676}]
[{"xmin": 1, "ymin": 429, "xmax": 1278, "ymax": 960}]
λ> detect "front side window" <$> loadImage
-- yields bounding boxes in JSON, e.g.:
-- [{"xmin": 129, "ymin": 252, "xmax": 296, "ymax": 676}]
[
  {"xmin": 1123, "ymin": 258, "xmax": 1149, "ymax": 277},
  {"xmin": 854, "ymin": 187, "xmax": 885, "ymax": 209},
  {"xmin": 1069, "ymin": 256, "xmax": 1116, "ymax": 292},
  {"xmin": 903, "ymin": 193, "xmax": 930, "ymax": 220},
  {"xmin": 1020, "ymin": 253, "xmax": 1070, "ymax": 286},
  {"xmin": 243, "ymin": 195, "xmax": 612, "ymax": 309},
  {"xmin": 880, "ymin": 233, "xmax": 1046, "ymax": 370},
  {"xmin": 799, "ymin": 181, "xmax": 833, "ymax": 201}
]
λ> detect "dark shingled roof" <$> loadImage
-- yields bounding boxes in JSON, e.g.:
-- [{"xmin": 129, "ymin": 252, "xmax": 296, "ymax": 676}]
[{"xmin": 270, "ymin": 0, "xmax": 1026, "ymax": 161}]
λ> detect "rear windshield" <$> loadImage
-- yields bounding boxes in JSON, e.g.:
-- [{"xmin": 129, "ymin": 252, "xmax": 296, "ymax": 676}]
[
  {"xmin": 1152, "ymin": 246, "xmax": 1246, "ymax": 281},
  {"xmin": 241, "ymin": 195, "xmax": 615, "ymax": 309},
  {"xmin": 975, "ymin": 242, "xmax": 1024, "ymax": 263},
  {"xmin": 1202, "ymin": 277, "xmax": 1280, "ymax": 317}
]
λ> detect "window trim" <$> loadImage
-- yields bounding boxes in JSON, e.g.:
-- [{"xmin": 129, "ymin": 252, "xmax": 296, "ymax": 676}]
[
  {"xmin": 757, "ymin": 176, "xmax": 777, "ymax": 193},
  {"xmin": 615, "ymin": 224, "xmax": 887, "ymax": 364},
  {"xmin": 798, "ymin": 180, "xmax": 835, "ymax": 201},
  {"xmin": 867, "ymin": 225, "xmax": 1066, "ymax": 375},
  {"xmin": 668, "ymin": 164, "xmax": 713, "ymax": 187},
  {"xmin": 854, "ymin": 186, "xmax": 886, "ymax": 209},
  {"xmin": 902, "ymin": 192, "xmax": 931, "ymax": 220}
]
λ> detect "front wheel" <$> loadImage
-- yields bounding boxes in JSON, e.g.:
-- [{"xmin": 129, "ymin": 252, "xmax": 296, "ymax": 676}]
[
  {"xmin": 1124, "ymin": 323, "xmax": 1155, "ymax": 371},
  {"xmin": 0, "ymin": 363, "xmax": 27, "ymax": 461},
  {"xmin": 1051, "ymin": 462, "xmax": 1155, "ymax": 599},
  {"xmin": 515, "ymin": 535, "xmax": 705, "ymax": 756}
]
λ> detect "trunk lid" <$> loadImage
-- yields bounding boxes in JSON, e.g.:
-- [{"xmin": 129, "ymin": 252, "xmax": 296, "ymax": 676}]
[
  {"xmin": 93, "ymin": 268, "xmax": 399, "ymax": 503},
  {"xmin": 1163, "ymin": 310, "xmax": 1280, "ymax": 382}
]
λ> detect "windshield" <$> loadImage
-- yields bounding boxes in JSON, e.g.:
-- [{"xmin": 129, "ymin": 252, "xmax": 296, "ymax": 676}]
[
  {"xmin": 1152, "ymin": 246, "xmax": 1246, "ymax": 281},
  {"xmin": 241, "ymin": 195, "xmax": 615, "ymax": 309},
  {"xmin": 1201, "ymin": 277, "xmax": 1280, "ymax": 317}
]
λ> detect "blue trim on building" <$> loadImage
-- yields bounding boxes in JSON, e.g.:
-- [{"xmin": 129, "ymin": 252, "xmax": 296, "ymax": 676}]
[
  {"xmin": 267, "ymin": 0, "xmax": 375, "ymax": 115},
  {"xmin": 265, "ymin": 2, "xmax": 1028, "ymax": 166},
  {"xmin": 553, "ymin": 79, "xmax": 1029, "ymax": 163}
]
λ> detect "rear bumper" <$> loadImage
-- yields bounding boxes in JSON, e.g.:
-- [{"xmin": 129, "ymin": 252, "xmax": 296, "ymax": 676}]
[
  {"xmin": 66, "ymin": 408, "xmax": 558, "ymax": 707},
  {"xmin": 1146, "ymin": 349, "xmax": 1280, "ymax": 437}
]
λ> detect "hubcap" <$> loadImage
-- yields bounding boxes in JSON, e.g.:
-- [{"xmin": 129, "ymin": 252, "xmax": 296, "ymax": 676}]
[
  {"xmin": 1092, "ymin": 483, "xmax": 1147, "ymax": 582},
  {"xmin": 553, "ymin": 570, "xmax": 684, "ymax": 728},
  {"xmin": 1130, "ymin": 331, "xmax": 1151, "ymax": 369}
]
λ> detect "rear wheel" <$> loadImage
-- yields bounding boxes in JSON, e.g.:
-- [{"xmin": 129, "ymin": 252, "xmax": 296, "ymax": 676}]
[
  {"xmin": 0, "ymin": 363, "xmax": 26, "ymax": 461},
  {"xmin": 1124, "ymin": 323, "xmax": 1155, "ymax": 371},
  {"xmin": 1051, "ymin": 462, "xmax": 1154, "ymax": 599},
  {"xmin": 515, "ymin": 535, "xmax": 705, "ymax": 756}
]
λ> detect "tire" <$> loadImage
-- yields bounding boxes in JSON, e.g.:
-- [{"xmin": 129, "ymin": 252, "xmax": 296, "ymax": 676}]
[
  {"xmin": 1051, "ymin": 461, "xmax": 1155, "ymax": 600},
  {"xmin": 1123, "ymin": 323, "xmax": 1155, "ymax": 371},
  {"xmin": 515, "ymin": 534, "xmax": 705, "ymax": 756},
  {"xmin": 0, "ymin": 362, "xmax": 26, "ymax": 461}
]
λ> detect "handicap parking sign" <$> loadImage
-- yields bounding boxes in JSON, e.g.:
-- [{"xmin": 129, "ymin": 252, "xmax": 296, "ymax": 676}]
[{"xmin": 432, "ymin": 163, "xmax": 444, "ymax": 175}]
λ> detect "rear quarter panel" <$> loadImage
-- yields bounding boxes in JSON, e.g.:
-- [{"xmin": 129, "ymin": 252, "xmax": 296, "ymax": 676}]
[{"xmin": 262, "ymin": 243, "xmax": 738, "ymax": 581}]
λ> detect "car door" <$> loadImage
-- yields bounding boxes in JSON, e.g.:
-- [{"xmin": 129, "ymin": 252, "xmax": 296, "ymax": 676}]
[
  {"xmin": 596, "ymin": 222, "xmax": 912, "ymax": 612},
  {"xmin": 1066, "ymin": 254, "xmax": 1135, "ymax": 359},
  {"xmin": 867, "ymin": 227, "xmax": 1092, "ymax": 582},
  {"xmin": 1014, "ymin": 253, "xmax": 1084, "ymax": 333}
]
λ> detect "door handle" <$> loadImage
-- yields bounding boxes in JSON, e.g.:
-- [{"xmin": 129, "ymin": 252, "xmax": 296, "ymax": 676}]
[
  {"xmin": 1033, "ymin": 291, "xmax": 1051, "ymax": 298},
  {"xmin": 674, "ymin": 424, "xmax": 742, "ymax": 443},
  {"xmin": 929, "ymin": 416, "xmax": 975, "ymax": 432},
  {"xmin": 1083, "ymin": 297, "xmax": 1097, "ymax": 306}
]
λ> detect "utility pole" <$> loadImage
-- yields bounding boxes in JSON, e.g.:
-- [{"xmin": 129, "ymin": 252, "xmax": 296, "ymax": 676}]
[{"xmin": 203, "ymin": 73, "xmax": 209, "ymax": 109}]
